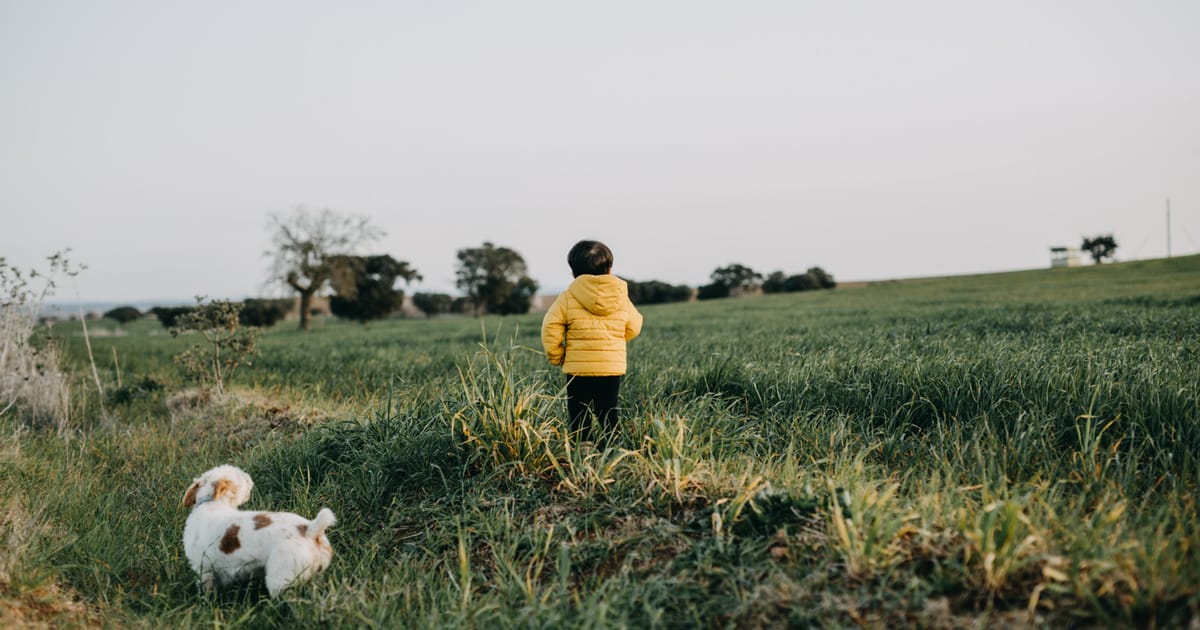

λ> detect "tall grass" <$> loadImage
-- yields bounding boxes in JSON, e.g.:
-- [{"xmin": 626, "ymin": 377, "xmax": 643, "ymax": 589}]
[
  {"xmin": 3, "ymin": 254, "xmax": 1197, "ymax": 627},
  {"xmin": 1, "ymin": 255, "xmax": 77, "ymax": 433}
]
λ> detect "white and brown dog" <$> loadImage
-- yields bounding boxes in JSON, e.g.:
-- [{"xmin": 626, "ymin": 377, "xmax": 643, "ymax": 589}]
[{"xmin": 182, "ymin": 465, "xmax": 336, "ymax": 597}]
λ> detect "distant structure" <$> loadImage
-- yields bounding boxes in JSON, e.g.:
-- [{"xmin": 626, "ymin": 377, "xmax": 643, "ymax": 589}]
[{"xmin": 1049, "ymin": 246, "xmax": 1081, "ymax": 268}]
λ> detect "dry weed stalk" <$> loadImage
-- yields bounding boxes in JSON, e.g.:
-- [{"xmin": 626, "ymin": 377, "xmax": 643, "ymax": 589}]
[{"xmin": 0, "ymin": 252, "xmax": 84, "ymax": 433}]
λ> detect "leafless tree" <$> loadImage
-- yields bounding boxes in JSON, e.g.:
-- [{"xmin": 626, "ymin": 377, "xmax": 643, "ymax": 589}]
[{"xmin": 264, "ymin": 206, "xmax": 383, "ymax": 330}]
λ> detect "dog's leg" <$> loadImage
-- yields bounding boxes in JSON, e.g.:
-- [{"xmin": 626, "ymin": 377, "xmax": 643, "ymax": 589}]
[
  {"xmin": 199, "ymin": 568, "xmax": 216, "ymax": 595},
  {"xmin": 265, "ymin": 552, "xmax": 302, "ymax": 597},
  {"xmin": 265, "ymin": 547, "xmax": 324, "ymax": 598}
]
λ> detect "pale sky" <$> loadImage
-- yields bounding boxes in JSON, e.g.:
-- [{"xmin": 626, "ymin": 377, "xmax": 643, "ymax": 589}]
[{"xmin": 2, "ymin": 1, "xmax": 1198, "ymax": 302}]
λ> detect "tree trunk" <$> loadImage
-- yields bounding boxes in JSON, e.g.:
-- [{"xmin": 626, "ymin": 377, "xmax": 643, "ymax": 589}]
[{"xmin": 298, "ymin": 290, "xmax": 314, "ymax": 331}]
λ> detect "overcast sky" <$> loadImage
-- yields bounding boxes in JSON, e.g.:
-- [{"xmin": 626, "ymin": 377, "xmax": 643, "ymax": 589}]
[{"xmin": 2, "ymin": 1, "xmax": 1197, "ymax": 303}]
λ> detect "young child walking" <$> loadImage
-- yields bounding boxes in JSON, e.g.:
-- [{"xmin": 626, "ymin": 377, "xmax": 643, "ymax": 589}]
[{"xmin": 541, "ymin": 240, "xmax": 643, "ymax": 444}]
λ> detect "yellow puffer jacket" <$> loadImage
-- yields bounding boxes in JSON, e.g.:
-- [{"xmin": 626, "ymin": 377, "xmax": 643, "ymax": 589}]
[{"xmin": 541, "ymin": 274, "xmax": 643, "ymax": 376}]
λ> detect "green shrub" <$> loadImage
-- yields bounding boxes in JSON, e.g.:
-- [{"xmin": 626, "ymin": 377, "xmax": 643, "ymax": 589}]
[
  {"xmin": 239, "ymin": 298, "xmax": 291, "ymax": 328},
  {"xmin": 149, "ymin": 305, "xmax": 195, "ymax": 328},
  {"xmin": 170, "ymin": 298, "xmax": 260, "ymax": 395},
  {"xmin": 102, "ymin": 306, "xmax": 142, "ymax": 324},
  {"xmin": 412, "ymin": 292, "xmax": 453, "ymax": 317}
]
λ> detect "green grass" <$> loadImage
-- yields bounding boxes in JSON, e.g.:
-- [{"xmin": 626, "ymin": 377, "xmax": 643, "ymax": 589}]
[{"xmin": 2, "ymin": 255, "xmax": 1198, "ymax": 627}]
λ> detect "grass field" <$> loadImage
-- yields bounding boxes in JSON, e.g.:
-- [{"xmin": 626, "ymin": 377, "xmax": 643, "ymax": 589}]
[{"xmin": 2, "ymin": 255, "xmax": 1198, "ymax": 628}]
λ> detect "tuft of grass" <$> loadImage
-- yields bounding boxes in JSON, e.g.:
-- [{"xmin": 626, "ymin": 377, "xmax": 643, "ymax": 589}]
[
  {"xmin": 825, "ymin": 457, "xmax": 917, "ymax": 581},
  {"xmin": 957, "ymin": 482, "xmax": 1049, "ymax": 600},
  {"xmin": 632, "ymin": 414, "xmax": 709, "ymax": 506},
  {"xmin": 448, "ymin": 342, "xmax": 568, "ymax": 480}
]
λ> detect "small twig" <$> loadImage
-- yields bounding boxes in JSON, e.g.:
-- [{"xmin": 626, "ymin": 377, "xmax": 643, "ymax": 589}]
[
  {"xmin": 72, "ymin": 281, "xmax": 105, "ymax": 401},
  {"xmin": 111, "ymin": 346, "xmax": 122, "ymax": 389}
]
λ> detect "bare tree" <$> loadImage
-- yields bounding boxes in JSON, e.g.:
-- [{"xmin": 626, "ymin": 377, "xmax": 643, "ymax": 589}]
[{"xmin": 265, "ymin": 206, "xmax": 383, "ymax": 330}]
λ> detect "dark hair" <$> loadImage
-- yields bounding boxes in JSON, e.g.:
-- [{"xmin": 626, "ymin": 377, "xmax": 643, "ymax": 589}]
[{"xmin": 568, "ymin": 240, "xmax": 613, "ymax": 277}]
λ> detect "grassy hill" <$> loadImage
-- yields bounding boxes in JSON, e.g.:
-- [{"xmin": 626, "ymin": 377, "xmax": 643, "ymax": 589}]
[{"xmin": 3, "ymin": 255, "xmax": 1198, "ymax": 627}]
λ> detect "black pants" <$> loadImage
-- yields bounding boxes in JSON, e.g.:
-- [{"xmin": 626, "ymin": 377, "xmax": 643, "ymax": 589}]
[{"xmin": 566, "ymin": 375, "xmax": 621, "ymax": 443}]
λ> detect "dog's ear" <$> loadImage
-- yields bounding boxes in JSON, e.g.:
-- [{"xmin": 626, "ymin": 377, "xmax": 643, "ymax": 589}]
[
  {"xmin": 183, "ymin": 482, "xmax": 200, "ymax": 508},
  {"xmin": 212, "ymin": 478, "xmax": 235, "ymax": 502}
]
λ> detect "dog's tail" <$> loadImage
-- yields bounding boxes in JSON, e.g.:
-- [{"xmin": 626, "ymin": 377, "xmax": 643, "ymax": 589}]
[{"xmin": 307, "ymin": 508, "xmax": 337, "ymax": 540}]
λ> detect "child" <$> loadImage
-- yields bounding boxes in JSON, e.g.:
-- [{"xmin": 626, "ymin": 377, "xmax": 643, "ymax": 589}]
[{"xmin": 541, "ymin": 240, "xmax": 643, "ymax": 443}]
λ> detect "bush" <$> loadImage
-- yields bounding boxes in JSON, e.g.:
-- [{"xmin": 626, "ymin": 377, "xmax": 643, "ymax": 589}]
[
  {"xmin": 625, "ymin": 279, "xmax": 692, "ymax": 305},
  {"xmin": 107, "ymin": 375, "xmax": 165, "ymax": 405},
  {"xmin": 102, "ymin": 306, "xmax": 142, "ymax": 324},
  {"xmin": 806, "ymin": 267, "xmax": 836, "ymax": 289},
  {"xmin": 494, "ymin": 276, "xmax": 539, "ymax": 315},
  {"xmin": 331, "ymin": 290, "xmax": 404, "ymax": 323},
  {"xmin": 412, "ymin": 292, "xmax": 453, "ymax": 317},
  {"xmin": 329, "ymin": 255, "xmax": 418, "ymax": 323},
  {"xmin": 762, "ymin": 272, "xmax": 788, "ymax": 294},
  {"xmin": 761, "ymin": 268, "xmax": 838, "ymax": 294},
  {"xmin": 170, "ymin": 299, "xmax": 260, "ymax": 395},
  {"xmin": 697, "ymin": 282, "xmax": 731, "ymax": 300},
  {"xmin": 149, "ymin": 306, "xmax": 195, "ymax": 328},
  {"xmin": 239, "ymin": 298, "xmax": 292, "ymax": 328},
  {"xmin": 784, "ymin": 274, "xmax": 815, "ymax": 292}
]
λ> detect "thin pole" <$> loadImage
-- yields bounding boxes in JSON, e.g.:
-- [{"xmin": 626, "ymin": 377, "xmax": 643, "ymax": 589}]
[{"xmin": 1166, "ymin": 198, "xmax": 1172, "ymax": 258}]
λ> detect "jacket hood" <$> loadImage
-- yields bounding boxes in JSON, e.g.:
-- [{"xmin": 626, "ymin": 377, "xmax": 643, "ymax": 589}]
[{"xmin": 568, "ymin": 274, "xmax": 627, "ymax": 316}]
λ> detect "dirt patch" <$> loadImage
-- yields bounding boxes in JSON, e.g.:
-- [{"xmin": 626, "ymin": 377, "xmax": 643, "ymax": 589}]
[
  {"xmin": 0, "ymin": 581, "xmax": 99, "ymax": 630},
  {"xmin": 166, "ymin": 388, "xmax": 337, "ymax": 448}
]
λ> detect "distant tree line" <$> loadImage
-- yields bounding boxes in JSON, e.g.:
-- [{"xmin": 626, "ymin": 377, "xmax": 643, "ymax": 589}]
[
  {"xmin": 694, "ymin": 264, "xmax": 835, "ymax": 300},
  {"xmin": 108, "ymin": 208, "xmax": 842, "ymax": 328},
  {"xmin": 98, "ymin": 298, "xmax": 294, "ymax": 328},
  {"xmin": 137, "ymin": 298, "xmax": 295, "ymax": 328},
  {"xmin": 263, "ymin": 209, "xmax": 543, "ymax": 327}
]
